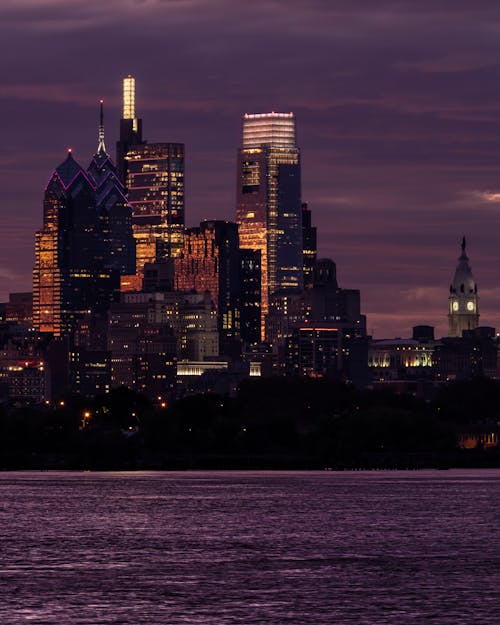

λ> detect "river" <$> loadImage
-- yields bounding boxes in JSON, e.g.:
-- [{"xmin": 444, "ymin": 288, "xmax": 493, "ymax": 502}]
[{"xmin": 0, "ymin": 470, "xmax": 499, "ymax": 624}]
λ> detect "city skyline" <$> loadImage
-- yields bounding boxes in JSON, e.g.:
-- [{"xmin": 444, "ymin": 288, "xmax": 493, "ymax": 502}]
[{"xmin": 3, "ymin": 1, "xmax": 500, "ymax": 338}]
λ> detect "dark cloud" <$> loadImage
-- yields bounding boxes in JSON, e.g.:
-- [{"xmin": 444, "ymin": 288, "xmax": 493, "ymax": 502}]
[{"xmin": 1, "ymin": 0, "xmax": 500, "ymax": 337}]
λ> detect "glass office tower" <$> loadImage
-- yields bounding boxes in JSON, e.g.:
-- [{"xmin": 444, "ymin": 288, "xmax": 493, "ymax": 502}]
[
  {"xmin": 116, "ymin": 76, "xmax": 185, "ymax": 277},
  {"xmin": 236, "ymin": 112, "xmax": 303, "ymax": 339},
  {"xmin": 126, "ymin": 142, "xmax": 185, "ymax": 275},
  {"xmin": 33, "ymin": 151, "xmax": 115, "ymax": 337}
]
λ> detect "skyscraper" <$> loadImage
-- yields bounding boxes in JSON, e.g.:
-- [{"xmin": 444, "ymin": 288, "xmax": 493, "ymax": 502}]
[
  {"xmin": 116, "ymin": 75, "xmax": 143, "ymax": 186},
  {"xmin": 126, "ymin": 142, "xmax": 185, "ymax": 274},
  {"xmin": 301, "ymin": 202, "xmax": 317, "ymax": 288},
  {"xmin": 448, "ymin": 237, "xmax": 479, "ymax": 337},
  {"xmin": 33, "ymin": 151, "xmax": 115, "ymax": 337},
  {"xmin": 239, "ymin": 249, "xmax": 261, "ymax": 346},
  {"xmin": 115, "ymin": 76, "xmax": 185, "ymax": 276},
  {"xmin": 88, "ymin": 101, "xmax": 136, "ymax": 276},
  {"xmin": 236, "ymin": 112, "xmax": 303, "ymax": 339},
  {"xmin": 174, "ymin": 220, "xmax": 241, "ymax": 355}
]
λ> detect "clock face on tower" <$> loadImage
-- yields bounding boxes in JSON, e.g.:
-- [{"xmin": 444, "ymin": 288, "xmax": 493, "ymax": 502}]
[
  {"xmin": 452, "ymin": 301, "xmax": 459, "ymax": 311},
  {"xmin": 467, "ymin": 301, "xmax": 474, "ymax": 311}
]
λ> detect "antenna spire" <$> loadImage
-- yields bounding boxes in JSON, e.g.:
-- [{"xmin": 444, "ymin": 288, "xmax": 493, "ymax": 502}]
[{"xmin": 97, "ymin": 99, "xmax": 106, "ymax": 154}]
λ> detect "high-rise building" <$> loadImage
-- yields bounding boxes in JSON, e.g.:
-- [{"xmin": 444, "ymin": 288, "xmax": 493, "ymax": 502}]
[
  {"xmin": 108, "ymin": 290, "xmax": 218, "ymax": 396},
  {"xmin": 174, "ymin": 220, "xmax": 241, "ymax": 355},
  {"xmin": 127, "ymin": 142, "xmax": 185, "ymax": 274},
  {"xmin": 301, "ymin": 202, "xmax": 317, "ymax": 288},
  {"xmin": 33, "ymin": 151, "xmax": 115, "ymax": 337},
  {"xmin": 88, "ymin": 101, "xmax": 136, "ymax": 276},
  {"xmin": 116, "ymin": 76, "xmax": 143, "ymax": 186},
  {"xmin": 236, "ymin": 112, "xmax": 303, "ymax": 339},
  {"xmin": 239, "ymin": 249, "xmax": 261, "ymax": 346},
  {"xmin": 448, "ymin": 237, "xmax": 479, "ymax": 337},
  {"xmin": 115, "ymin": 76, "xmax": 185, "ymax": 277}
]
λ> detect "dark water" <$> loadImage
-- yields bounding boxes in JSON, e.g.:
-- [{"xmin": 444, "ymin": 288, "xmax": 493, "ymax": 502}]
[{"xmin": 0, "ymin": 470, "xmax": 499, "ymax": 624}]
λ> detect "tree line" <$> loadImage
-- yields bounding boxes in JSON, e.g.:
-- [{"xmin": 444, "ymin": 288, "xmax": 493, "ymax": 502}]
[{"xmin": 1, "ymin": 377, "xmax": 499, "ymax": 469}]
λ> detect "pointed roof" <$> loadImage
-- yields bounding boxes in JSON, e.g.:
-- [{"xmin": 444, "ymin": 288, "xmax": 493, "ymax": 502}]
[
  {"xmin": 88, "ymin": 100, "xmax": 124, "ymax": 189},
  {"xmin": 55, "ymin": 150, "xmax": 85, "ymax": 186},
  {"xmin": 46, "ymin": 150, "xmax": 96, "ymax": 195},
  {"xmin": 450, "ymin": 236, "xmax": 477, "ymax": 295},
  {"xmin": 88, "ymin": 151, "xmax": 123, "ymax": 194},
  {"xmin": 96, "ymin": 177, "xmax": 128, "ymax": 208}
]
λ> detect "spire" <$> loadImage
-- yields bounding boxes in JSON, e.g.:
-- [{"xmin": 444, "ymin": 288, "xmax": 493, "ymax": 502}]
[
  {"xmin": 97, "ymin": 99, "xmax": 106, "ymax": 155},
  {"xmin": 459, "ymin": 235, "xmax": 468, "ymax": 260}
]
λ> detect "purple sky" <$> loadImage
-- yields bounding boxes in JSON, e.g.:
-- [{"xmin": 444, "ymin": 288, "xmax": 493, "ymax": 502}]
[{"xmin": 2, "ymin": 0, "xmax": 500, "ymax": 338}]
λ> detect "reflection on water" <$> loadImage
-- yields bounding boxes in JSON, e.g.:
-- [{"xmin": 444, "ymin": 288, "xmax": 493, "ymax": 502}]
[{"xmin": 0, "ymin": 470, "xmax": 499, "ymax": 624}]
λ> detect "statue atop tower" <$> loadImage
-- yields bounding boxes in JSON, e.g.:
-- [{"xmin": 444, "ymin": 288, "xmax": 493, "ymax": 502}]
[{"xmin": 448, "ymin": 237, "xmax": 479, "ymax": 337}]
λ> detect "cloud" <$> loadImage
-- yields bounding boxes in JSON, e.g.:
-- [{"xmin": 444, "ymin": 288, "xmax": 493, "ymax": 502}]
[{"xmin": 476, "ymin": 191, "xmax": 500, "ymax": 202}]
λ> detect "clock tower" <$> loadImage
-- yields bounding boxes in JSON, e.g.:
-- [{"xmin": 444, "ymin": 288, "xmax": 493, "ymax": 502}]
[{"xmin": 448, "ymin": 237, "xmax": 479, "ymax": 337}]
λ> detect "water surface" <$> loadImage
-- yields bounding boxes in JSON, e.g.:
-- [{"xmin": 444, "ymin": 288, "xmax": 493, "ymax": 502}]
[{"xmin": 0, "ymin": 470, "xmax": 499, "ymax": 624}]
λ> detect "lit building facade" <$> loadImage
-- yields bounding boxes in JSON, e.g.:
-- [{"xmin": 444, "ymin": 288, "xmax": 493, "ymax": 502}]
[
  {"xmin": 0, "ymin": 361, "xmax": 46, "ymax": 404},
  {"xmin": 33, "ymin": 151, "xmax": 115, "ymax": 337},
  {"xmin": 180, "ymin": 292, "xmax": 219, "ymax": 361},
  {"xmin": 107, "ymin": 290, "xmax": 218, "ymax": 396},
  {"xmin": 107, "ymin": 293, "xmax": 177, "ymax": 397},
  {"xmin": 236, "ymin": 112, "xmax": 303, "ymax": 338},
  {"xmin": 368, "ymin": 338, "xmax": 435, "ymax": 381},
  {"xmin": 448, "ymin": 237, "xmax": 479, "ymax": 337},
  {"xmin": 0, "ymin": 331, "xmax": 48, "ymax": 404},
  {"xmin": 174, "ymin": 220, "xmax": 241, "ymax": 354},
  {"xmin": 116, "ymin": 75, "xmax": 144, "ymax": 186},
  {"xmin": 127, "ymin": 142, "xmax": 185, "ymax": 275},
  {"xmin": 115, "ymin": 76, "xmax": 185, "ymax": 277}
]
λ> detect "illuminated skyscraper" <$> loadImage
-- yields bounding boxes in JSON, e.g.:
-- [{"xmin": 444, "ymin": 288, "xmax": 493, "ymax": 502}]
[
  {"xmin": 115, "ymin": 76, "xmax": 185, "ymax": 276},
  {"xmin": 116, "ymin": 75, "xmax": 144, "ymax": 186},
  {"xmin": 126, "ymin": 142, "xmax": 185, "ymax": 274},
  {"xmin": 236, "ymin": 112, "xmax": 303, "ymax": 339},
  {"xmin": 33, "ymin": 151, "xmax": 115, "ymax": 337}
]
